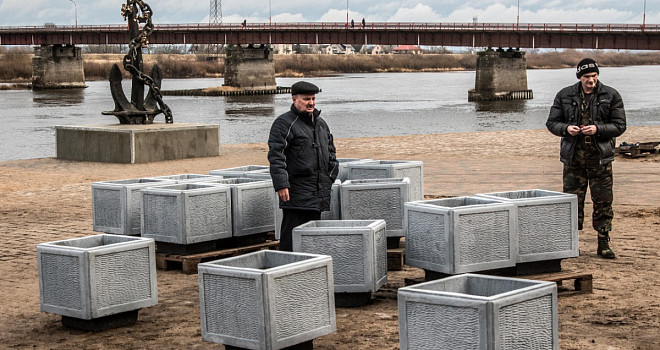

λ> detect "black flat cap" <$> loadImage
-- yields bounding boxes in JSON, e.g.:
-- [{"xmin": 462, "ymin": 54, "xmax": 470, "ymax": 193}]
[{"xmin": 291, "ymin": 81, "xmax": 320, "ymax": 95}]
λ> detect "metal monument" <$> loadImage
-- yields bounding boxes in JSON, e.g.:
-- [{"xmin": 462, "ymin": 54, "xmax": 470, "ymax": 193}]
[{"xmin": 103, "ymin": 0, "xmax": 173, "ymax": 124}]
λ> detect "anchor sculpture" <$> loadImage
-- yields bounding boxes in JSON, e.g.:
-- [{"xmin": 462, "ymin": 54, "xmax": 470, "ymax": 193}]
[{"xmin": 102, "ymin": 0, "xmax": 173, "ymax": 124}]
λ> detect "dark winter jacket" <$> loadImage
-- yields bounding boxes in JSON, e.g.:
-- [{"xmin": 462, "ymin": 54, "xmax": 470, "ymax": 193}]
[
  {"xmin": 268, "ymin": 104, "xmax": 338, "ymax": 211},
  {"xmin": 546, "ymin": 81, "xmax": 627, "ymax": 166}
]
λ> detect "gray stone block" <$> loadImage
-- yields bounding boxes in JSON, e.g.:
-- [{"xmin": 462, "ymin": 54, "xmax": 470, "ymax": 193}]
[
  {"xmin": 210, "ymin": 165, "xmax": 270, "ymax": 179},
  {"xmin": 37, "ymin": 234, "xmax": 158, "ymax": 320},
  {"xmin": 336, "ymin": 158, "xmax": 372, "ymax": 182},
  {"xmin": 474, "ymin": 189, "xmax": 579, "ymax": 263},
  {"xmin": 404, "ymin": 196, "xmax": 517, "ymax": 274},
  {"xmin": 340, "ymin": 178, "xmax": 409, "ymax": 238},
  {"xmin": 398, "ymin": 274, "xmax": 558, "ymax": 350},
  {"xmin": 146, "ymin": 173, "xmax": 225, "ymax": 183},
  {"xmin": 203, "ymin": 178, "xmax": 276, "ymax": 237},
  {"xmin": 346, "ymin": 160, "xmax": 424, "ymax": 201},
  {"xmin": 92, "ymin": 178, "xmax": 174, "ymax": 235},
  {"xmin": 198, "ymin": 250, "xmax": 336, "ymax": 349},
  {"xmin": 292, "ymin": 219, "xmax": 387, "ymax": 293},
  {"xmin": 141, "ymin": 183, "xmax": 232, "ymax": 244}
]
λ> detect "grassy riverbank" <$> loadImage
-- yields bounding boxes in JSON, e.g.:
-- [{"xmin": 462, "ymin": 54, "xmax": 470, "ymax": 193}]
[{"xmin": 2, "ymin": 48, "xmax": 660, "ymax": 82}]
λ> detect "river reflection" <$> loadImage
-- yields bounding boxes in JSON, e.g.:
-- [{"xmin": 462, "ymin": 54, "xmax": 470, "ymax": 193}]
[
  {"xmin": 32, "ymin": 88, "xmax": 85, "ymax": 106},
  {"xmin": 224, "ymin": 95, "xmax": 275, "ymax": 117},
  {"xmin": 474, "ymin": 100, "xmax": 526, "ymax": 113}
]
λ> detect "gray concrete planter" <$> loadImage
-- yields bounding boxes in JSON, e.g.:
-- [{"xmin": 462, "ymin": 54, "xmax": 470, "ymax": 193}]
[
  {"xmin": 475, "ymin": 189, "xmax": 579, "ymax": 263},
  {"xmin": 92, "ymin": 177, "xmax": 174, "ymax": 235},
  {"xmin": 340, "ymin": 178, "xmax": 409, "ymax": 238},
  {"xmin": 398, "ymin": 274, "xmax": 558, "ymax": 350},
  {"xmin": 210, "ymin": 165, "xmax": 270, "ymax": 179},
  {"xmin": 204, "ymin": 178, "xmax": 276, "ymax": 237},
  {"xmin": 147, "ymin": 173, "xmax": 225, "ymax": 183},
  {"xmin": 346, "ymin": 160, "xmax": 424, "ymax": 201},
  {"xmin": 37, "ymin": 234, "xmax": 157, "ymax": 320},
  {"xmin": 198, "ymin": 250, "xmax": 336, "ymax": 349},
  {"xmin": 336, "ymin": 158, "xmax": 372, "ymax": 182},
  {"xmin": 404, "ymin": 196, "xmax": 517, "ymax": 274},
  {"xmin": 141, "ymin": 183, "xmax": 232, "ymax": 244},
  {"xmin": 292, "ymin": 219, "xmax": 387, "ymax": 293}
]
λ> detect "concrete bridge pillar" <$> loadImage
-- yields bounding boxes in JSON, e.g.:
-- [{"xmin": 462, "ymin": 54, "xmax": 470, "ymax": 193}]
[
  {"xmin": 223, "ymin": 44, "xmax": 276, "ymax": 90},
  {"xmin": 468, "ymin": 48, "xmax": 532, "ymax": 101},
  {"xmin": 32, "ymin": 44, "xmax": 86, "ymax": 89}
]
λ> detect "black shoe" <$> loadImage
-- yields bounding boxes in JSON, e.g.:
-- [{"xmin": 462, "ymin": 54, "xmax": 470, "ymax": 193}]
[{"xmin": 597, "ymin": 233, "xmax": 616, "ymax": 259}]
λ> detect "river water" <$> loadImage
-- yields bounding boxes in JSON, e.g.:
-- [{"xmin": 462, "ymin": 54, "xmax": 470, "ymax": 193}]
[{"xmin": 1, "ymin": 66, "xmax": 658, "ymax": 161}]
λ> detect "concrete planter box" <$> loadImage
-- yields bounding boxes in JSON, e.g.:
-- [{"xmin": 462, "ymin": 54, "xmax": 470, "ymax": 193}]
[
  {"xmin": 141, "ymin": 183, "xmax": 232, "ymax": 244},
  {"xmin": 341, "ymin": 178, "xmax": 409, "ymax": 238},
  {"xmin": 398, "ymin": 274, "xmax": 558, "ymax": 350},
  {"xmin": 198, "ymin": 250, "xmax": 336, "ymax": 349},
  {"xmin": 92, "ymin": 178, "xmax": 174, "ymax": 235},
  {"xmin": 337, "ymin": 158, "xmax": 372, "ymax": 181},
  {"xmin": 210, "ymin": 165, "xmax": 270, "ymax": 179},
  {"xmin": 320, "ymin": 179, "xmax": 342, "ymax": 220},
  {"xmin": 37, "ymin": 234, "xmax": 158, "ymax": 320},
  {"xmin": 292, "ymin": 219, "xmax": 387, "ymax": 293},
  {"xmin": 404, "ymin": 196, "xmax": 517, "ymax": 274},
  {"xmin": 346, "ymin": 160, "xmax": 424, "ymax": 201},
  {"xmin": 204, "ymin": 178, "xmax": 276, "ymax": 237},
  {"xmin": 147, "ymin": 173, "xmax": 225, "ymax": 183},
  {"xmin": 475, "ymin": 189, "xmax": 579, "ymax": 263}
]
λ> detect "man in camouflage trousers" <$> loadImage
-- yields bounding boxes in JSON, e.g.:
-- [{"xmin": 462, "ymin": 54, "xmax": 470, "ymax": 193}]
[{"xmin": 546, "ymin": 58, "xmax": 627, "ymax": 259}]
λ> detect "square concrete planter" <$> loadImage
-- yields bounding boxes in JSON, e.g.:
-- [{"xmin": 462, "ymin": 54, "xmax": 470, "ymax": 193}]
[
  {"xmin": 340, "ymin": 178, "xmax": 409, "ymax": 238},
  {"xmin": 210, "ymin": 165, "xmax": 270, "ymax": 179},
  {"xmin": 346, "ymin": 160, "xmax": 424, "ymax": 201},
  {"xmin": 336, "ymin": 158, "xmax": 372, "ymax": 182},
  {"xmin": 204, "ymin": 178, "xmax": 277, "ymax": 237},
  {"xmin": 147, "ymin": 173, "xmax": 225, "ymax": 183},
  {"xmin": 92, "ymin": 177, "xmax": 174, "ymax": 235},
  {"xmin": 475, "ymin": 189, "xmax": 579, "ymax": 263},
  {"xmin": 404, "ymin": 196, "xmax": 517, "ymax": 274},
  {"xmin": 37, "ymin": 234, "xmax": 158, "ymax": 320},
  {"xmin": 292, "ymin": 219, "xmax": 387, "ymax": 293},
  {"xmin": 198, "ymin": 250, "xmax": 336, "ymax": 349},
  {"xmin": 141, "ymin": 183, "xmax": 232, "ymax": 244},
  {"xmin": 398, "ymin": 274, "xmax": 558, "ymax": 350}
]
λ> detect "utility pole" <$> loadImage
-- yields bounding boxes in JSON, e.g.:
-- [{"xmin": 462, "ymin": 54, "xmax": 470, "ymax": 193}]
[{"xmin": 68, "ymin": 0, "xmax": 77, "ymax": 27}]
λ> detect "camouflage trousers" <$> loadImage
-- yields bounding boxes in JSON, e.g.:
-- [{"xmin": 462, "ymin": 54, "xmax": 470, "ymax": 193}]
[{"xmin": 563, "ymin": 158, "xmax": 614, "ymax": 234}]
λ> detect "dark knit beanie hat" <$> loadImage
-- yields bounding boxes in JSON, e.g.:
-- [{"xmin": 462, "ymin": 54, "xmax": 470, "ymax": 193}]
[{"xmin": 576, "ymin": 58, "xmax": 599, "ymax": 78}]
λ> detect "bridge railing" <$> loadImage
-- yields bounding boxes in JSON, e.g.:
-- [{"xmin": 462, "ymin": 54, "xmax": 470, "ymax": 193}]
[{"xmin": 1, "ymin": 22, "xmax": 659, "ymax": 33}]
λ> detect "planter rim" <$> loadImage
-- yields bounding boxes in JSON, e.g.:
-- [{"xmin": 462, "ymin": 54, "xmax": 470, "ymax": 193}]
[
  {"xmin": 199, "ymin": 250, "xmax": 332, "ymax": 274},
  {"xmin": 38, "ymin": 234, "xmax": 152, "ymax": 252}
]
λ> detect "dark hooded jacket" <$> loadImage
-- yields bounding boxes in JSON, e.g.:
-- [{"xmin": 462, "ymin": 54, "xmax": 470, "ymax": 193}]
[
  {"xmin": 546, "ymin": 81, "xmax": 627, "ymax": 166},
  {"xmin": 268, "ymin": 104, "xmax": 338, "ymax": 211}
]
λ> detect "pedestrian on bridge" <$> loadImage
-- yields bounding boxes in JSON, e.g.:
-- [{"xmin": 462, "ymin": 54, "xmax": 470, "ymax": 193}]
[
  {"xmin": 546, "ymin": 58, "xmax": 627, "ymax": 259},
  {"xmin": 268, "ymin": 81, "xmax": 339, "ymax": 251}
]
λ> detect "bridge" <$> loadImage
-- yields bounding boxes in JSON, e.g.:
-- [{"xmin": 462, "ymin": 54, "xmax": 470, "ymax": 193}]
[{"xmin": 2, "ymin": 22, "xmax": 660, "ymax": 50}]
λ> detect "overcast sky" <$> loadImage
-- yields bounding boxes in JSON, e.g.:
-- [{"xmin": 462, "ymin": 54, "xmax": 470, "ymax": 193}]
[{"xmin": 0, "ymin": 0, "xmax": 656, "ymax": 27}]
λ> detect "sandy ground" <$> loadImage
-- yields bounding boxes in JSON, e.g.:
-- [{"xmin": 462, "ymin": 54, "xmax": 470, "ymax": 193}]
[{"xmin": 0, "ymin": 126, "xmax": 658, "ymax": 350}]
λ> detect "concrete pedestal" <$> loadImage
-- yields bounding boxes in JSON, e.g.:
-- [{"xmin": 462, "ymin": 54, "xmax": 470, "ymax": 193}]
[{"xmin": 55, "ymin": 123, "xmax": 219, "ymax": 163}]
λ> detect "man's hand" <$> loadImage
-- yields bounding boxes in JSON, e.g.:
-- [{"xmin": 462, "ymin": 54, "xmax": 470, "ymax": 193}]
[
  {"xmin": 277, "ymin": 188, "xmax": 290, "ymax": 202},
  {"xmin": 567, "ymin": 125, "xmax": 581, "ymax": 136},
  {"xmin": 580, "ymin": 124, "xmax": 597, "ymax": 135}
]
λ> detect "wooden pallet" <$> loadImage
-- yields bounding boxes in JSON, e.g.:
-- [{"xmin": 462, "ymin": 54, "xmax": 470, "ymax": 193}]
[
  {"xmin": 156, "ymin": 240, "xmax": 279, "ymax": 274},
  {"xmin": 615, "ymin": 141, "xmax": 660, "ymax": 158},
  {"xmin": 519, "ymin": 271, "xmax": 593, "ymax": 297}
]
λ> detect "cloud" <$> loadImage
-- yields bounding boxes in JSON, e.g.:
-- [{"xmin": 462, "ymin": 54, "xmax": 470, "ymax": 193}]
[{"xmin": 388, "ymin": 4, "xmax": 443, "ymax": 22}]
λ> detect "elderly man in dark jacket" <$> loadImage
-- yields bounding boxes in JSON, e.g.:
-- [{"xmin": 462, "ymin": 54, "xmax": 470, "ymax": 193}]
[
  {"xmin": 268, "ymin": 81, "xmax": 339, "ymax": 251},
  {"xmin": 546, "ymin": 58, "xmax": 626, "ymax": 259}
]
